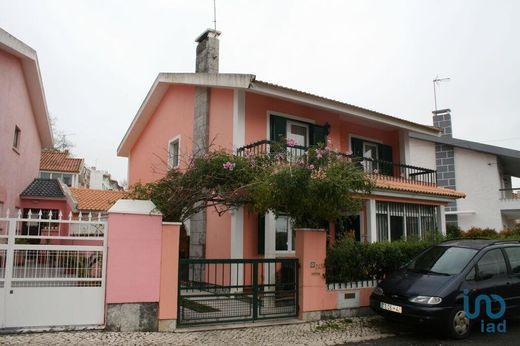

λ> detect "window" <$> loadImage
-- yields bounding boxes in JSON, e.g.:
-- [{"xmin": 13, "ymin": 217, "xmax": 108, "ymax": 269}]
[
  {"xmin": 477, "ymin": 249, "xmax": 507, "ymax": 280},
  {"xmin": 269, "ymin": 114, "xmax": 327, "ymax": 146},
  {"xmin": 375, "ymin": 202, "xmax": 439, "ymax": 242},
  {"xmin": 505, "ymin": 247, "xmax": 520, "ymax": 275},
  {"xmin": 13, "ymin": 126, "xmax": 21, "ymax": 149},
  {"xmin": 275, "ymin": 215, "xmax": 295, "ymax": 252},
  {"xmin": 287, "ymin": 121, "xmax": 308, "ymax": 147},
  {"xmin": 407, "ymin": 246, "xmax": 477, "ymax": 275},
  {"xmin": 351, "ymin": 137, "xmax": 393, "ymax": 176},
  {"xmin": 168, "ymin": 137, "xmax": 180, "ymax": 169},
  {"xmin": 40, "ymin": 172, "xmax": 51, "ymax": 179},
  {"xmin": 62, "ymin": 173, "xmax": 72, "ymax": 186}
]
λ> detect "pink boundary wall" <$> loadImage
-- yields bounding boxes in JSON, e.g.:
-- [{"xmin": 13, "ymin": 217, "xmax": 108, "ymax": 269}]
[
  {"xmin": 106, "ymin": 212, "xmax": 163, "ymax": 304},
  {"xmin": 105, "ymin": 200, "xmax": 181, "ymax": 331},
  {"xmin": 295, "ymin": 228, "xmax": 374, "ymax": 320}
]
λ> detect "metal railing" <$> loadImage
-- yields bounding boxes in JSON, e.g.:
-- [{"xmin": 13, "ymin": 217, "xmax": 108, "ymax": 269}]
[
  {"xmin": 499, "ymin": 188, "xmax": 520, "ymax": 200},
  {"xmin": 237, "ymin": 140, "xmax": 437, "ymax": 185}
]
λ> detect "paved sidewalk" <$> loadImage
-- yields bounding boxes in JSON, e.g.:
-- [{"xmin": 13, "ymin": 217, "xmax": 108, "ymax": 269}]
[{"xmin": 0, "ymin": 316, "xmax": 392, "ymax": 346}]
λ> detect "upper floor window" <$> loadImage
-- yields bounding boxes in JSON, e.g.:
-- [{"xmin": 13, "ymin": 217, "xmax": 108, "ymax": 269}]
[
  {"xmin": 351, "ymin": 137, "xmax": 393, "ymax": 175},
  {"xmin": 269, "ymin": 114, "xmax": 328, "ymax": 146},
  {"xmin": 13, "ymin": 126, "xmax": 21, "ymax": 150},
  {"xmin": 168, "ymin": 136, "xmax": 180, "ymax": 169},
  {"xmin": 39, "ymin": 172, "xmax": 74, "ymax": 187}
]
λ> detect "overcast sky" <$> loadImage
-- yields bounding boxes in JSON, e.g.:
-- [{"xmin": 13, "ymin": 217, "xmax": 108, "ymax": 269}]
[{"xmin": 1, "ymin": 0, "xmax": 519, "ymax": 184}]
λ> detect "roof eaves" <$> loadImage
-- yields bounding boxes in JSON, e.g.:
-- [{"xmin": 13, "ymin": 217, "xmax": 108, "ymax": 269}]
[
  {"xmin": 117, "ymin": 73, "xmax": 256, "ymax": 157},
  {"xmin": 251, "ymin": 80, "xmax": 440, "ymax": 136},
  {"xmin": 410, "ymin": 132, "xmax": 520, "ymax": 159},
  {"xmin": 0, "ymin": 28, "xmax": 53, "ymax": 149}
]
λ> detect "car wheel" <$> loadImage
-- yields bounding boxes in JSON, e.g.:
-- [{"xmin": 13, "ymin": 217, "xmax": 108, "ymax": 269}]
[{"xmin": 447, "ymin": 307, "xmax": 471, "ymax": 339}]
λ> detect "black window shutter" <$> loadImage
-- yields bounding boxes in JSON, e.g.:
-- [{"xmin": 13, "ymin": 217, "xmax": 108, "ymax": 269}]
[
  {"xmin": 257, "ymin": 214, "xmax": 265, "ymax": 255},
  {"xmin": 378, "ymin": 143, "xmax": 394, "ymax": 176},
  {"xmin": 310, "ymin": 125, "xmax": 327, "ymax": 146},
  {"xmin": 351, "ymin": 137, "xmax": 364, "ymax": 158},
  {"xmin": 270, "ymin": 115, "xmax": 287, "ymax": 142}
]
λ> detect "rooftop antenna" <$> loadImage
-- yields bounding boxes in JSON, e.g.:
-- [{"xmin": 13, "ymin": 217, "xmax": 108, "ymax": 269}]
[
  {"xmin": 433, "ymin": 75, "xmax": 451, "ymax": 113},
  {"xmin": 213, "ymin": 0, "xmax": 217, "ymax": 31}
]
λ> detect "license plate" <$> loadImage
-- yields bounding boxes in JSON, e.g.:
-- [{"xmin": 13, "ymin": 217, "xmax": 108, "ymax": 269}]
[{"xmin": 380, "ymin": 302, "xmax": 402, "ymax": 314}]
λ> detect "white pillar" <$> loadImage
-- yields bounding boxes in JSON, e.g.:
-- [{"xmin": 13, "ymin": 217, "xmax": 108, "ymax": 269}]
[
  {"xmin": 438, "ymin": 205, "xmax": 447, "ymax": 236},
  {"xmin": 230, "ymin": 207, "xmax": 244, "ymax": 290},
  {"xmin": 367, "ymin": 200, "xmax": 378, "ymax": 243}
]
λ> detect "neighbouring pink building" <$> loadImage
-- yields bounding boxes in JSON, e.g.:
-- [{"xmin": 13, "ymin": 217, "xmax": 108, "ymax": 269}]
[
  {"xmin": 118, "ymin": 29, "xmax": 465, "ymax": 267},
  {"xmin": 0, "ymin": 28, "xmax": 53, "ymax": 215}
]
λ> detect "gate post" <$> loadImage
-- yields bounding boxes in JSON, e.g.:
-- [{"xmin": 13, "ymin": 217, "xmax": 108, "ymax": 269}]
[
  {"xmin": 295, "ymin": 228, "xmax": 335, "ymax": 320},
  {"xmin": 158, "ymin": 222, "xmax": 181, "ymax": 332}
]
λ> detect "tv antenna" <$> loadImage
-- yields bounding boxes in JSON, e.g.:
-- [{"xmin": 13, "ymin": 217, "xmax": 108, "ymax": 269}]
[
  {"xmin": 433, "ymin": 76, "xmax": 450, "ymax": 113},
  {"xmin": 213, "ymin": 0, "xmax": 217, "ymax": 31}
]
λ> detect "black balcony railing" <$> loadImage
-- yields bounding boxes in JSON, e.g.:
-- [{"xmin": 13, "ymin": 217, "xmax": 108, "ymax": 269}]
[
  {"xmin": 499, "ymin": 188, "xmax": 520, "ymax": 200},
  {"xmin": 237, "ymin": 140, "xmax": 437, "ymax": 185}
]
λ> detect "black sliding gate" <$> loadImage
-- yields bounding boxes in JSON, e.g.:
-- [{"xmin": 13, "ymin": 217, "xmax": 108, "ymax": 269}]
[{"xmin": 178, "ymin": 258, "xmax": 298, "ymax": 326}]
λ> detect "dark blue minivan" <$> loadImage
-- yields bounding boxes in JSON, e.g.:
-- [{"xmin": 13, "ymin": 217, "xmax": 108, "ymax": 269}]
[{"xmin": 370, "ymin": 239, "xmax": 520, "ymax": 339}]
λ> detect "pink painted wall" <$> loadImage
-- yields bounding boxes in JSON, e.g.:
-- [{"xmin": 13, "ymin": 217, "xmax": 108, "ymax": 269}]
[
  {"xmin": 0, "ymin": 49, "xmax": 43, "ymax": 214},
  {"xmin": 208, "ymin": 88, "xmax": 234, "ymax": 149},
  {"xmin": 244, "ymin": 92, "xmax": 400, "ymax": 163},
  {"xmin": 128, "ymin": 84, "xmax": 195, "ymax": 186},
  {"xmin": 158, "ymin": 223, "xmax": 181, "ymax": 321},
  {"xmin": 205, "ymin": 209, "xmax": 231, "ymax": 259},
  {"xmin": 205, "ymin": 88, "xmax": 234, "ymax": 260},
  {"xmin": 295, "ymin": 228, "xmax": 336, "ymax": 316},
  {"xmin": 106, "ymin": 212, "xmax": 162, "ymax": 304}
]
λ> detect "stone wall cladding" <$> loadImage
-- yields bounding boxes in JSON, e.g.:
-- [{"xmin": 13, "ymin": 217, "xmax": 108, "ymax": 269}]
[
  {"xmin": 106, "ymin": 303, "xmax": 158, "ymax": 332},
  {"xmin": 433, "ymin": 110, "xmax": 458, "ymax": 225}
]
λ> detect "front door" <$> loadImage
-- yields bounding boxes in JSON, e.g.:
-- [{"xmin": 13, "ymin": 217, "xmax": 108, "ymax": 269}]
[{"xmin": 286, "ymin": 121, "xmax": 308, "ymax": 159}]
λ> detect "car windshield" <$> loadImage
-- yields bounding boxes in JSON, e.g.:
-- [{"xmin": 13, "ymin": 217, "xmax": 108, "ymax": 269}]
[{"xmin": 406, "ymin": 246, "xmax": 478, "ymax": 275}]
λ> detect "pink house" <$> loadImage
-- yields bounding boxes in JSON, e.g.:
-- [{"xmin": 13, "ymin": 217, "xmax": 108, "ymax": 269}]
[
  {"xmin": 0, "ymin": 28, "xmax": 53, "ymax": 216},
  {"xmin": 118, "ymin": 30, "xmax": 465, "ymax": 265}
]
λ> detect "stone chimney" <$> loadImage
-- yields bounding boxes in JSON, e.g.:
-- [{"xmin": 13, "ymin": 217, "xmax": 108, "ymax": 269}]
[
  {"xmin": 432, "ymin": 108, "xmax": 458, "ymax": 227},
  {"xmin": 195, "ymin": 29, "xmax": 221, "ymax": 73},
  {"xmin": 432, "ymin": 108, "xmax": 452, "ymax": 137},
  {"xmin": 190, "ymin": 29, "xmax": 221, "ymax": 262}
]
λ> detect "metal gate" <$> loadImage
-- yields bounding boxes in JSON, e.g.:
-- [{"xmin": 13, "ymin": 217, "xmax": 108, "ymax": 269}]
[
  {"xmin": 178, "ymin": 258, "xmax": 298, "ymax": 326},
  {"xmin": 0, "ymin": 210, "xmax": 107, "ymax": 331}
]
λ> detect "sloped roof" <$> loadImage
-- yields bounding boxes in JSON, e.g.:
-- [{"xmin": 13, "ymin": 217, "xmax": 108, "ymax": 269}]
[
  {"xmin": 20, "ymin": 178, "xmax": 65, "ymax": 198},
  {"xmin": 69, "ymin": 188, "xmax": 128, "ymax": 212},
  {"xmin": 373, "ymin": 175, "xmax": 466, "ymax": 199},
  {"xmin": 0, "ymin": 28, "xmax": 53, "ymax": 148},
  {"xmin": 40, "ymin": 151, "xmax": 83, "ymax": 173},
  {"xmin": 410, "ymin": 132, "xmax": 520, "ymax": 176},
  {"xmin": 117, "ymin": 73, "xmax": 441, "ymax": 157}
]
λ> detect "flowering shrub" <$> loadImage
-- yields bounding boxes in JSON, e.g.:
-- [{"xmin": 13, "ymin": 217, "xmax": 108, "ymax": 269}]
[{"xmin": 130, "ymin": 141, "xmax": 374, "ymax": 226}]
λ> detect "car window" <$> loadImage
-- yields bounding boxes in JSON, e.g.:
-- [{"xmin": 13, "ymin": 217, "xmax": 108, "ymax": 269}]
[
  {"xmin": 504, "ymin": 247, "xmax": 520, "ymax": 275},
  {"xmin": 476, "ymin": 249, "xmax": 507, "ymax": 280},
  {"xmin": 466, "ymin": 266, "xmax": 476, "ymax": 281},
  {"xmin": 407, "ymin": 246, "xmax": 477, "ymax": 275}
]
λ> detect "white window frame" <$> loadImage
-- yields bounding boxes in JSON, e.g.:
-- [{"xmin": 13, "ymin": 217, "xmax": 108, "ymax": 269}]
[
  {"xmin": 168, "ymin": 135, "xmax": 181, "ymax": 169},
  {"xmin": 274, "ymin": 215, "xmax": 295, "ymax": 254}
]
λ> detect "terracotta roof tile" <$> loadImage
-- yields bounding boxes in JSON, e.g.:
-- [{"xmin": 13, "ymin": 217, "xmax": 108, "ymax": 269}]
[
  {"xmin": 69, "ymin": 188, "xmax": 128, "ymax": 212},
  {"xmin": 40, "ymin": 151, "xmax": 83, "ymax": 173},
  {"xmin": 373, "ymin": 175, "xmax": 466, "ymax": 199}
]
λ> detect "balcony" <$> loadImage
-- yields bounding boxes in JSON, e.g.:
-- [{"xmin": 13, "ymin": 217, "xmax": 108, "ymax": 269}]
[
  {"xmin": 237, "ymin": 140, "xmax": 437, "ymax": 186},
  {"xmin": 499, "ymin": 188, "xmax": 520, "ymax": 200}
]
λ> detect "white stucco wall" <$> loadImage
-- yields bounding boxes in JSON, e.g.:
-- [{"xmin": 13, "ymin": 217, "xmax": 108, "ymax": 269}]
[
  {"xmin": 408, "ymin": 138, "xmax": 436, "ymax": 170},
  {"xmin": 454, "ymin": 147, "xmax": 504, "ymax": 230}
]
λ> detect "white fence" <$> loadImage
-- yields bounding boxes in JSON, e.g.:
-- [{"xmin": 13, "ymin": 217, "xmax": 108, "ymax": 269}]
[{"xmin": 0, "ymin": 209, "xmax": 107, "ymax": 330}]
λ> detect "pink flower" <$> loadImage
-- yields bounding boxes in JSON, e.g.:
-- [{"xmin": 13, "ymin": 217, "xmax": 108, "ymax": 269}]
[
  {"xmin": 223, "ymin": 161, "xmax": 235, "ymax": 171},
  {"xmin": 308, "ymin": 164, "xmax": 315, "ymax": 170},
  {"xmin": 287, "ymin": 138, "xmax": 297, "ymax": 147},
  {"xmin": 316, "ymin": 152, "xmax": 323, "ymax": 159}
]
